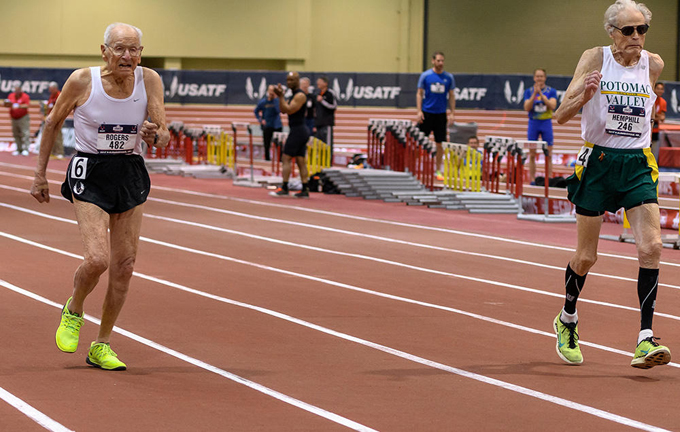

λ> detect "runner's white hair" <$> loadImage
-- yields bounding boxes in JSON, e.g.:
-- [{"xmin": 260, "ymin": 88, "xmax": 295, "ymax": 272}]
[
  {"xmin": 104, "ymin": 23, "xmax": 143, "ymax": 45},
  {"xmin": 604, "ymin": 0, "xmax": 652, "ymax": 34}
]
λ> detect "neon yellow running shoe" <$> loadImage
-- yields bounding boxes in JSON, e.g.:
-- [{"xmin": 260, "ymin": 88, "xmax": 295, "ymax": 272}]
[
  {"xmin": 55, "ymin": 297, "xmax": 83, "ymax": 353},
  {"xmin": 553, "ymin": 313, "xmax": 583, "ymax": 365},
  {"xmin": 86, "ymin": 342, "xmax": 127, "ymax": 371},
  {"xmin": 631, "ymin": 337, "xmax": 671, "ymax": 369}
]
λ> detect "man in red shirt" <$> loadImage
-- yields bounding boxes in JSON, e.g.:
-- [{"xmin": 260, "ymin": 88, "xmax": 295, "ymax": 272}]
[
  {"xmin": 4, "ymin": 84, "xmax": 31, "ymax": 156},
  {"xmin": 46, "ymin": 83, "xmax": 63, "ymax": 158},
  {"xmin": 651, "ymin": 82, "xmax": 666, "ymax": 160}
]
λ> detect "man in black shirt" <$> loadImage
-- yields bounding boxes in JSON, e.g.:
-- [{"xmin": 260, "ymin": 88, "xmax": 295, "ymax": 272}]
[
  {"xmin": 315, "ymin": 75, "xmax": 337, "ymax": 161},
  {"xmin": 272, "ymin": 71, "xmax": 310, "ymax": 198},
  {"xmin": 301, "ymin": 77, "xmax": 315, "ymax": 135}
]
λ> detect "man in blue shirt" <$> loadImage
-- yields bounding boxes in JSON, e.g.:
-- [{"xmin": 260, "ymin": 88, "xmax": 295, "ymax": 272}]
[
  {"xmin": 523, "ymin": 68, "xmax": 558, "ymax": 181},
  {"xmin": 254, "ymin": 85, "xmax": 283, "ymax": 161},
  {"xmin": 417, "ymin": 51, "xmax": 456, "ymax": 180}
]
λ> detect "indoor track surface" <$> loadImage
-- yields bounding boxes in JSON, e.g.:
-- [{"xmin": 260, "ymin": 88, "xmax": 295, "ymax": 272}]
[{"xmin": 1, "ymin": 153, "xmax": 680, "ymax": 432}]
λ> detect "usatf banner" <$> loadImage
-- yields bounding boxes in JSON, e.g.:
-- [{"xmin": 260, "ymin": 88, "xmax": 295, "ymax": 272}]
[{"xmin": 2, "ymin": 66, "xmax": 680, "ymax": 119}]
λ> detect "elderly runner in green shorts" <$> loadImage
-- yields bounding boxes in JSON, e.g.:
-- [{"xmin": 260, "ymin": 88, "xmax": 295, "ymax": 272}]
[{"xmin": 552, "ymin": 0, "xmax": 670, "ymax": 369}]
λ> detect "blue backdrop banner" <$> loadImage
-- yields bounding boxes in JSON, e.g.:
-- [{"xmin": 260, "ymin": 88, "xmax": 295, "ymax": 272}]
[{"xmin": 2, "ymin": 66, "xmax": 679, "ymax": 119}]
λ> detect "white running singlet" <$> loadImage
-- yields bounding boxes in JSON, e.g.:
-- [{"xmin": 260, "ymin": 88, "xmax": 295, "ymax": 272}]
[
  {"xmin": 581, "ymin": 46, "xmax": 656, "ymax": 149},
  {"xmin": 73, "ymin": 66, "xmax": 148, "ymax": 155}
]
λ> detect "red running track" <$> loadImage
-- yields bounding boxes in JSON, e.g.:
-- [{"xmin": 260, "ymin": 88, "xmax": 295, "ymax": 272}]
[{"xmin": 1, "ymin": 152, "xmax": 680, "ymax": 432}]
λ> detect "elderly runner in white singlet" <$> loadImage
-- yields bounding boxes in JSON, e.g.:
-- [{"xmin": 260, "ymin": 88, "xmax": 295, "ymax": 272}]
[
  {"xmin": 30, "ymin": 22, "xmax": 170, "ymax": 371},
  {"xmin": 552, "ymin": 0, "xmax": 670, "ymax": 370}
]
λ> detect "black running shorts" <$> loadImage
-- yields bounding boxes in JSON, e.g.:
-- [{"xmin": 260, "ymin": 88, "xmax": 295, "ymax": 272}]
[
  {"xmin": 419, "ymin": 111, "xmax": 447, "ymax": 143},
  {"xmin": 61, "ymin": 152, "xmax": 150, "ymax": 214},
  {"xmin": 283, "ymin": 125, "xmax": 310, "ymax": 157}
]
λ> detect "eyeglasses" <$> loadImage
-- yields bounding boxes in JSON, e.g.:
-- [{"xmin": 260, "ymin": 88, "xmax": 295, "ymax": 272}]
[
  {"xmin": 105, "ymin": 44, "xmax": 143, "ymax": 57},
  {"xmin": 612, "ymin": 24, "xmax": 649, "ymax": 36}
]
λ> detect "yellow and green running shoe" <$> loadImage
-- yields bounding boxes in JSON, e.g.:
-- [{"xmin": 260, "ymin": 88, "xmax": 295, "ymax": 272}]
[
  {"xmin": 631, "ymin": 337, "xmax": 671, "ymax": 369},
  {"xmin": 86, "ymin": 342, "xmax": 127, "ymax": 371},
  {"xmin": 553, "ymin": 313, "xmax": 583, "ymax": 365},
  {"xmin": 55, "ymin": 297, "xmax": 83, "ymax": 353}
]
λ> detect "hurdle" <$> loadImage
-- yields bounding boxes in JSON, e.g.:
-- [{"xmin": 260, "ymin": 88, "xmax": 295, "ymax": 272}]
[
  {"xmin": 271, "ymin": 131, "xmax": 286, "ymax": 176},
  {"xmin": 442, "ymin": 142, "xmax": 482, "ymax": 192},
  {"xmin": 206, "ymin": 128, "xmax": 235, "ymax": 171},
  {"xmin": 366, "ymin": 119, "xmax": 435, "ymax": 190},
  {"xmin": 516, "ymin": 139, "xmax": 576, "ymax": 223},
  {"xmin": 482, "ymin": 136, "xmax": 514, "ymax": 193},
  {"xmin": 232, "ymin": 122, "xmax": 257, "ymax": 185},
  {"xmin": 307, "ymin": 137, "xmax": 331, "ymax": 175}
]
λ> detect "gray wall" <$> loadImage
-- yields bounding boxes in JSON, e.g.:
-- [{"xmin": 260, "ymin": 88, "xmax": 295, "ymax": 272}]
[{"xmin": 427, "ymin": 0, "xmax": 678, "ymax": 80}]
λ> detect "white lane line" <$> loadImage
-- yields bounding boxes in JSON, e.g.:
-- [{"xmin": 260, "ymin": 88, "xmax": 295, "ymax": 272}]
[
  {"xmin": 0, "ymin": 279, "xmax": 377, "ymax": 432},
  {"xmin": 0, "ymin": 229, "xmax": 667, "ymax": 366},
  {"xmin": 1, "ymin": 170, "xmax": 679, "ymax": 269},
  {"xmin": 146, "ymin": 194, "xmax": 680, "ymax": 270},
  {"xmin": 148, "ymin": 185, "xmax": 680, "ymax": 266},
  {"xmin": 2, "ymin": 181, "xmax": 678, "ymax": 290},
  {"xmin": 2, "ymin": 200, "xmax": 680, "ymax": 323},
  {"xmin": 3, "ymin": 197, "xmax": 680, "ymax": 326},
  {"xmin": 144, "ymin": 211, "xmax": 680, "ymax": 291},
  {"xmin": 0, "ymin": 256, "xmax": 672, "ymax": 431},
  {"xmin": 0, "ymin": 387, "xmax": 73, "ymax": 432}
]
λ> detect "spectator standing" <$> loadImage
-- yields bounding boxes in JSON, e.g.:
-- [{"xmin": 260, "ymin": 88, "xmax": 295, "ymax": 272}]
[
  {"xmin": 523, "ymin": 69, "xmax": 557, "ymax": 182},
  {"xmin": 300, "ymin": 77, "xmax": 315, "ymax": 136},
  {"xmin": 315, "ymin": 75, "xmax": 336, "ymax": 161},
  {"xmin": 416, "ymin": 52, "xmax": 455, "ymax": 180},
  {"xmin": 253, "ymin": 85, "xmax": 282, "ymax": 161},
  {"xmin": 651, "ymin": 82, "xmax": 666, "ymax": 160},
  {"xmin": 5, "ymin": 84, "xmax": 31, "ymax": 156}
]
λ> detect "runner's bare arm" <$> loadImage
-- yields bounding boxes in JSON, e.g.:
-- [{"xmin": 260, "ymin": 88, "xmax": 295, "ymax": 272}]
[
  {"xmin": 648, "ymin": 52, "xmax": 664, "ymax": 88},
  {"xmin": 554, "ymin": 47, "xmax": 603, "ymax": 125},
  {"xmin": 142, "ymin": 67, "xmax": 170, "ymax": 148},
  {"xmin": 31, "ymin": 68, "xmax": 92, "ymax": 203},
  {"xmin": 276, "ymin": 85, "xmax": 306, "ymax": 115}
]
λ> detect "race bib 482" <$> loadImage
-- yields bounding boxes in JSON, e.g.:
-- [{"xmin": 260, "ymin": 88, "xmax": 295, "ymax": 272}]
[{"xmin": 96, "ymin": 124, "xmax": 137, "ymax": 154}]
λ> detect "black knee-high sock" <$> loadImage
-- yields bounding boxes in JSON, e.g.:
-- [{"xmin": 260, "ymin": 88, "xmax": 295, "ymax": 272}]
[
  {"xmin": 564, "ymin": 264, "xmax": 587, "ymax": 315},
  {"xmin": 638, "ymin": 267, "xmax": 659, "ymax": 330}
]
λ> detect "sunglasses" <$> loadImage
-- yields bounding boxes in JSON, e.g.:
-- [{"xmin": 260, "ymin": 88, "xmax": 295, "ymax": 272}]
[{"xmin": 612, "ymin": 24, "xmax": 649, "ymax": 36}]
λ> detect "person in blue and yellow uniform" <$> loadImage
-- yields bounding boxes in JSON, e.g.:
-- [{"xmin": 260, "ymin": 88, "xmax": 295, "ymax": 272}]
[
  {"xmin": 416, "ymin": 51, "xmax": 455, "ymax": 180},
  {"xmin": 523, "ymin": 69, "xmax": 557, "ymax": 181},
  {"xmin": 30, "ymin": 22, "xmax": 170, "ymax": 371},
  {"xmin": 552, "ymin": 0, "xmax": 670, "ymax": 369}
]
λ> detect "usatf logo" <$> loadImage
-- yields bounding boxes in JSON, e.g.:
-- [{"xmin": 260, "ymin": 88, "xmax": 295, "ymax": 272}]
[
  {"xmin": 0, "ymin": 73, "xmax": 54, "ymax": 95},
  {"xmin": 164, "ymin": 75, "xmax": 227, "ymax": 99},
  {"xmin": 332, "ymin": 78, "xmax": 401, "ymax": 102},
  {"xmin": 245, "ymin": 77, "xmax": 268, "ymax": 100},
  {"xmin": 504, "ymin": 80, "xmax": 525, "ymax": 104},
  {"xmin": 113, "ymin": 125, "xmax": 123, "ymax": 132},
  {"xmin": 671, "ymin": 89, "xmax": 678, "ymax": 114}
]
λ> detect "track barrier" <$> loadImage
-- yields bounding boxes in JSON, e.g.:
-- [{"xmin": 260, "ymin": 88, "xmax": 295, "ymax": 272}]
[
  {"xmin": 482, "ymin": 136, "xmax": 516, "ymax": 194},
  {"xmin": 205, "ymin": 128, "xmax": 236, "ymax": 170},
  {"xmin": 367, "ymin": 119, "xmax": 435, "ymax": 190},
  {"xmin": 442, "ymin": 142, "xmax": 482, "ymax": 192},
  {"xmin": 232, "ymin": 122, "xmax": 254, "ymax": 182},
  {"xmin": 515, "ymin": 140, "xmax": 575, "ymax": 222},
  {"xmin": 307, "ymin": 137, "xmax": 332, "ymax": 175}
]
